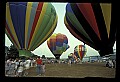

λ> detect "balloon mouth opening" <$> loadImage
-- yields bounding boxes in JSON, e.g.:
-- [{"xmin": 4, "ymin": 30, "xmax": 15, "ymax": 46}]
[
  {"xmin": 54, "ymin": 54, "xmax": 61, "ymax": 60},
  {"xmin": 18, "ymin": 49, "xmax": 32, "ymax": 57}
]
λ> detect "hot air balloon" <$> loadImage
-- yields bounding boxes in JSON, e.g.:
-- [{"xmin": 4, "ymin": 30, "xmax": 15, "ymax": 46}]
[
  {"xmin": 64, "ymin": 3, "xmax": 116, "ymax": 57},
  {"xmin": 68, "ymin": 53, "xmax": 73, "ymax": 59},
  {"xmin": 68, "ymin": 53, "xmax": 77, "ymax": 59},
  {"xmin": 74, "ymin": 45, "xmax": 87, "ymax": 61},
  {"xmin": 68, "ymin": 53, "xmax": 78, "ymax": 62},
  {"xmin": 47, "ymin": 33, "xmax": 69, "ymax": 59},
  {"xmin": 6, "ymin": 2, "xmax": 58, "ymax": 57}
]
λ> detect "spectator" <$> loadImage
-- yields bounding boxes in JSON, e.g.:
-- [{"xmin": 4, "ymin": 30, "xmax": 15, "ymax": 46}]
[
  {"xmin": 9, "ymin": 59, "xmax": 16, "ymax": 75},
  {"xmin": 25, "ymin": 57, "xmax": 31, "ymax": 70},
  {"xmin": 36, "ymin": 56, "xmax": 42, "ymax": 76},
  {"xmin": 108, "ymin": 59, "xmax": 114, "ymax": 68},
  {"xmin": 41, "ymin": 63, "xmax": 45, "ymax": 76},
  {"xmin": 112, "ymin": 60, "xmax": 116, "ymax": 68},
  {"xmin": 17, "ymin": 60, "xmax": 25, "ymax": 77},
  {"xmin": 5, "ymin": 61, "xmax": 9, "ymax": 76},
  {"xmin": 14, "ymin": 58, "xmax": 19, "ymax": 75}
]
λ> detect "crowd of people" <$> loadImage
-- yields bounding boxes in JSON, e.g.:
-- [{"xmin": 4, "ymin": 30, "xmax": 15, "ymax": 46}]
[
  {"xmin": 5, "ymin": 56, "xmax": 45, "ymax": 77},
  {"xmin": 5, "ymin": 55, "xmax": 115, "ymax": 77}
]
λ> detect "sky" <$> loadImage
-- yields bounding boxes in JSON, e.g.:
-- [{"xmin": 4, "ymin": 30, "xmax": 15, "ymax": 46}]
[{"xmin": 5, "ymin": 2, "xmax": 116, "ymax": 59}]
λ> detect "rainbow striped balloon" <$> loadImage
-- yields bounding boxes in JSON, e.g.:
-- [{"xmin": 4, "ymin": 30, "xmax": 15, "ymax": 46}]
[{"xmin": 6, "ymin": 2, "xmax": 58, "ymax": 57}]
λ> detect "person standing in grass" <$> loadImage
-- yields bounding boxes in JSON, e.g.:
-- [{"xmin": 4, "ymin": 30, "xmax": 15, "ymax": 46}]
[
  {"xmin": 36, "ymin": 56, "xmax": 42, "ymax": 76},
  {"xmin": 41, "ymin": 63, "xmax": 45, "ymax": 76}
]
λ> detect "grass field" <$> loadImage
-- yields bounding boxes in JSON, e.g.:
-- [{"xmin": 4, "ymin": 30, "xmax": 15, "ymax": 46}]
[{"xmin": 25, "ymin": 62, "xmax": 115, "ymax": 78}]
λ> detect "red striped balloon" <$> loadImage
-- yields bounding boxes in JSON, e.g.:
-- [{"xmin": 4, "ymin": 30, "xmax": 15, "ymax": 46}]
[{"xmin": 74, "ymin": 45, "xmax": 87, "ymax": 61}]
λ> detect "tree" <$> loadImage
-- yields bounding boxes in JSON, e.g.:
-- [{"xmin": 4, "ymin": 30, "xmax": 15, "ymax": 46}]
[
  {"xmin": 42, "ymin": 55, "xmax": 46, "ymax": 59},
  {"xmin": 7, "ymin": 44, "xmax": 19, "ymax": 59},
  {"xmin": 5, "ymin": 46, "xmax": 9, "ymax": 60},
  {"xmin": 5, "ymin": 46, "xmax": 9, "ymax": 56}
]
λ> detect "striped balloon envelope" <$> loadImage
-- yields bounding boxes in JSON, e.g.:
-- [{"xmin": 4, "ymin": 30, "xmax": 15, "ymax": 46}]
[
  {"xmin": 47, "ymin": 33, "xmax": 69, "ymax": 59},
  {"xmin": 6, "ymin": 2, "xmax": 58, "ymax": 57},
  {"xmin": 64, "ymin": 3, "xmax": 116, "ymax": 56},
  {"xmin": 74, "ymin": 45, "xmax": 87, "ymax": 61}
]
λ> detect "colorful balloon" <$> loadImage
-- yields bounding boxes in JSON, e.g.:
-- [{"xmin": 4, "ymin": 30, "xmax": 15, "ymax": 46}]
[
  {"xmin": 6, "ymin": 2, "xmax": 58, "ymax": 57},
  {"xmin": 64, "ymin": 3, "xmax": 116, "ymax": 56},
  {"xmin": 47, "ymin": 33, "xmax": 69, "ymax": 59},
  {"xmin": 68, "ymin": 53, "xmax": 78, "ymax": 61},
  {"xmin": 68, "ymin": 53, "xmax": 73, "ymax": 59},
  {"xmin": 74, "ymin": 45, "xmax": 87, "ymax": 61}
]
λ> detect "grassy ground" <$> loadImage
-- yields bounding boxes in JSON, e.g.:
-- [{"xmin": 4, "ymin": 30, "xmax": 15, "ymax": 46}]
[{"xmin": 25, "ymin": 62, "xmax": 115, "ymax": 78}]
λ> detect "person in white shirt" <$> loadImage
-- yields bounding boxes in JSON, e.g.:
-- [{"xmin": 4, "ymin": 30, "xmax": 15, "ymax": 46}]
[
  {"xmin": 5, "ymin": 61, "xmax": 9, "ymax": 76},
  {"xmin": 9, "ymin": 59, "xmax": 16, "ymax": 75},
  {"xmin": 17, "ymin": 60, "xmax": 25, "ymax": 77},
  {"xmin": 25, "ymin": 58, "xmax": 31, "ymax": 70},
  {"xmin": 6, "ymin": 58, "xmax": 12, "ymax": 75},
  {"xmin": 41, "ymin": 63, "xmax": 45, "ymax": 76},
  {"xmin": 108, "ymin": 59, "xmax": 114, "ymax": 68}
]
